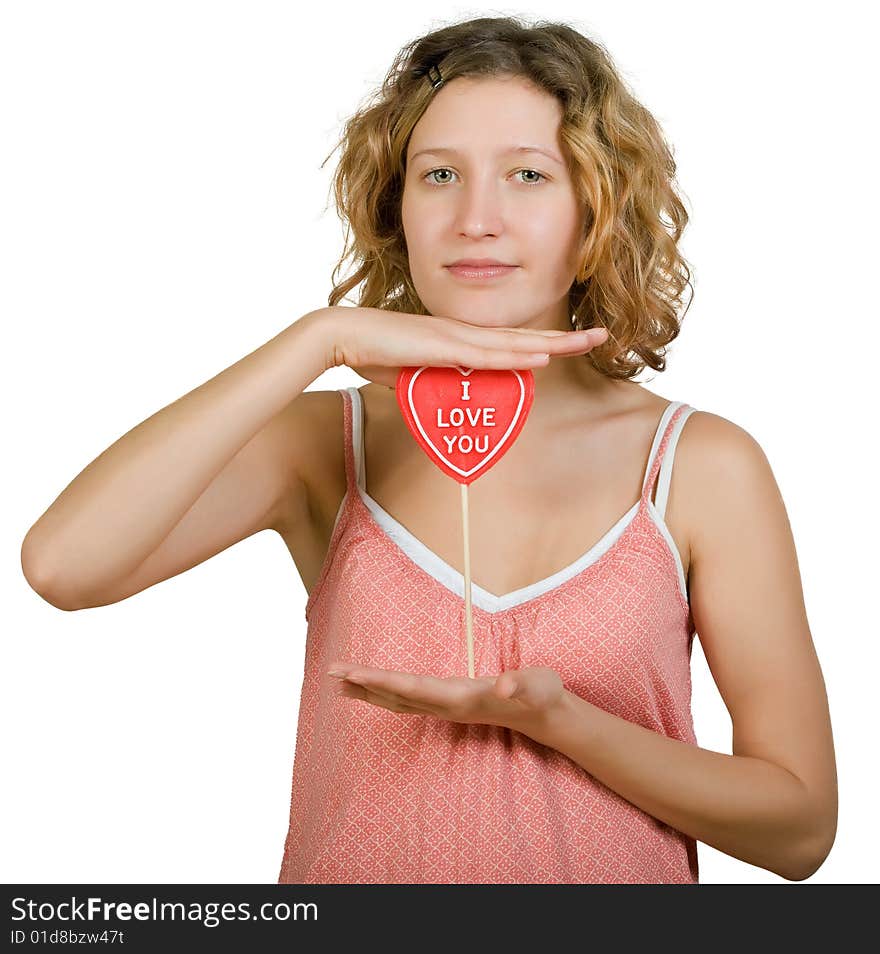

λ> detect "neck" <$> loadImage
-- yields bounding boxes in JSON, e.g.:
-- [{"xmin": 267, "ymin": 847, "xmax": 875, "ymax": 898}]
[
  {"xmin": 527, "ymin": 351, "xmax": 625, "ymax": 416},
  {"xmin": 506, "ymin": 306, "xmax": 619, "ymax": 407}
]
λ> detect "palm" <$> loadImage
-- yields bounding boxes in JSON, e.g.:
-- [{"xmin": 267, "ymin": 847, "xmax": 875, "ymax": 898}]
[{"xmin": 329, "ymin": 663, "xmax": 566, "ymax": 732}]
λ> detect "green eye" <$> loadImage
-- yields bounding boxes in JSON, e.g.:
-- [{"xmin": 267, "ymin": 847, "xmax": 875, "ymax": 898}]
[{"xmin": 423, "ymin": 168, "xmax": 548, "ymax": 186}]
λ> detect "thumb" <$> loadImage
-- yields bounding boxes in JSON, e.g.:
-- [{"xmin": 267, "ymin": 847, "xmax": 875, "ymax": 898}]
[{"xmin": 494, "ymin": 672, "xmax": 521, "ymax": 700}]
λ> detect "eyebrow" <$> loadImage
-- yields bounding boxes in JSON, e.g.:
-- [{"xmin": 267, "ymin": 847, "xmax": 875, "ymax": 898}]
[{"xmin": 409, "ymin": 145, "xmax": 565, "ymax": 166}]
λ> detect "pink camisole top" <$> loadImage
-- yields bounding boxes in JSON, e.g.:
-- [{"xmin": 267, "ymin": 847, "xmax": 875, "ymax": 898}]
[{"xmin": 278, "ymin": 386, "xmax": 700, "ymax": 884}]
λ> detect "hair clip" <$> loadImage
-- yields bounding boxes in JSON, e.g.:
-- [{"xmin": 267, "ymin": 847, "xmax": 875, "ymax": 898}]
[
  {"xmin": 412, "ymin": 62, "xmax": 444, "ymax": 90},
  {"xmin": 425, "ymin": 63, "xmax": 444, "ymax": 89}
]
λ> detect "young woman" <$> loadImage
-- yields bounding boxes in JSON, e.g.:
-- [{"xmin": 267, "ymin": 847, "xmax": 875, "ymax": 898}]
[{"xmin": 21, "ymin": 16, "xmax": 837, "ymax": 884}]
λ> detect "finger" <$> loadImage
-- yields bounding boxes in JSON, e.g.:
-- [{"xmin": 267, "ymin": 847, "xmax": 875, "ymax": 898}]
[
  {"xmin": 504, "ymin": 326, "xmax": 568, "ymax": 335},
  {"xmin": 333, "ymin": 669, "xmax": 421, "ymax": 702},
  {"xmin": 460, "ymin": 324, "xmax": 604, "ymax": 352},
  {"xmin": 445, "ymin": 314, "xmax": 583, "ymax": 339},
  {"xmin": 453, "ymin": 335, "xmax": 605, "ymax": 371},
  {"xmin": 337, "ymin": 681, "xmax": 427, "ymax": 714},
  {"xmin": 349, "ymin": 669, "xmax": 464, "ymax": 711},
  {"xmin": 339, "ymin": 679, "xmax": 403, "ymax": 705},
  {"xmin": 503, "ymin": 326, "xmax": 605, "ymax": 346}
]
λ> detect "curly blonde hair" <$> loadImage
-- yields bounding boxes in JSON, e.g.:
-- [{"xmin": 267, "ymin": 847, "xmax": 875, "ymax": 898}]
[{"xmin": 322, "ymin": 15, "xmax": 694, "ymax": 380}]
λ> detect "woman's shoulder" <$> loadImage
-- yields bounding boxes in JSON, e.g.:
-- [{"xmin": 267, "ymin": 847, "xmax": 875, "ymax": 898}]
[
  {"xmin": 289, "ymin": 387, "xmax": 350, "ymax": 508},
  {"xmin": 296, "ymin": 381, "xmax": 395, "ymax": 487},
  {"xmin": 674, "ymin": 405, "xmax": 765, "ymax": 466},
  {"xmin": 659, "ymin": 396, "xmax": 771, "ymax": 496},
  {"xmin": 669, "ymin": 403, "xmax": 779, "ymax": 552}
]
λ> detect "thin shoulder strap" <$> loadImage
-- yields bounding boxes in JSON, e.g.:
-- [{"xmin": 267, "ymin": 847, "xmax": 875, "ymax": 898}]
[
  {"xmin": 338, "ymin": 386, "xmax": 360, "ymax": 492},
  {"xmin": 640, "ymin": 401, "xmax": 696, "ymax": 516},
  {"xmin": 343, "ymin": 385, "xmax": 366, "ymax": 490}
]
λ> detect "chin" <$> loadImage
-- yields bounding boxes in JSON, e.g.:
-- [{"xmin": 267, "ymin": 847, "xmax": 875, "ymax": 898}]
[{"xmin": 427, "ymin": 302, "xmax": 514, "ymax": 324}]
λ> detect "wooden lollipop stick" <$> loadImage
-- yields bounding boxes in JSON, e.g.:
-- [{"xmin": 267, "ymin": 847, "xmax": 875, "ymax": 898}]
[
  {"xmin": 395, "ymin": 366, "xmax": 535, "ymax": 682},
  {"xmin": 461, "ymin": 482, "xmax": 475, "ymax": 678}
]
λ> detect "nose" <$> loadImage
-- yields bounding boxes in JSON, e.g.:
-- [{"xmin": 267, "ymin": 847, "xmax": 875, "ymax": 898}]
[{"xmin": 452, "ymin": 176, "xmax": 506, "ymax": 237}]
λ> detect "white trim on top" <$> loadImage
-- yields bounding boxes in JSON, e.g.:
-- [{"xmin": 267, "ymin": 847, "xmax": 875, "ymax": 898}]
[{"xmin": 343, "ymin": 385, "xmax": 692, "ymax": 614}]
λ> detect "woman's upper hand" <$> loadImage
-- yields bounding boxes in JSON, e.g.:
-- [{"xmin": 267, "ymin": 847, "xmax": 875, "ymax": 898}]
[{"xmin": 313, "ymin": 305, "xmax": 608, "ymax": 388}]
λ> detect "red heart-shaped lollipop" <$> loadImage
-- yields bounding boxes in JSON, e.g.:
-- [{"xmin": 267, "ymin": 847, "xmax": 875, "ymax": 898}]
[{"xmin": 395, "ymin": 366, "xmax": 535, "ymax": 485}]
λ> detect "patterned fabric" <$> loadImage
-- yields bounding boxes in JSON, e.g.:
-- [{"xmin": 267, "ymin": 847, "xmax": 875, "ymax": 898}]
[{"xmin": 278, "ymin": 387, "xmax": 700, "ymax": 884}]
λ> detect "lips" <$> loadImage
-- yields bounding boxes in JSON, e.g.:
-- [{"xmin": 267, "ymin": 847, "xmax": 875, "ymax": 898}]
[
  {"xmin": 445, "ymin": 263, "xmax": 519, "ymax": 280},
  {"xmin": 447, "ymin": 259, "xmax": 516, "ymax": 267}
]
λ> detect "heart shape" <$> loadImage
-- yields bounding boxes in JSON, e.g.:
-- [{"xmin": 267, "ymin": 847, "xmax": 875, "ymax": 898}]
[{"xmin": 395, "ymin": 366, "xmax": 535, "ymax": 485}]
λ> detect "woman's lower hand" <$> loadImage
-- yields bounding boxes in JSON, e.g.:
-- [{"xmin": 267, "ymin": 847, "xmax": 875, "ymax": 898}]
[{"xmin": 326, "ymin": 661, "xmax": 567, "ymax": 733}]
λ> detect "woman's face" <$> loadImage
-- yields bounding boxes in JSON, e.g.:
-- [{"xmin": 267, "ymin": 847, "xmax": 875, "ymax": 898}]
[{"xmin": 402, "ymin": 74, "xmax": 586, "ymax": 331}]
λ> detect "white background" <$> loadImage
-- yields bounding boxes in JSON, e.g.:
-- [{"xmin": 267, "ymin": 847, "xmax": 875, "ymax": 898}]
[{"xmin": 3, "ymin": 0, "xmax": 875, "ymax": 885}]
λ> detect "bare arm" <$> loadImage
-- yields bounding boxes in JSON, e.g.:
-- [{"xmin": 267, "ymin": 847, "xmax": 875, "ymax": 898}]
[
  {"xmin": 521, "ymin": 413, "xmax": 838, "ymax": 881},
  {"xmin": 21, "ymin": 303, "xmax": 600, "ymax": 612},
  {"xmin": 20, "ymin": 309, "xmax": 338, "ymax": 611}
]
